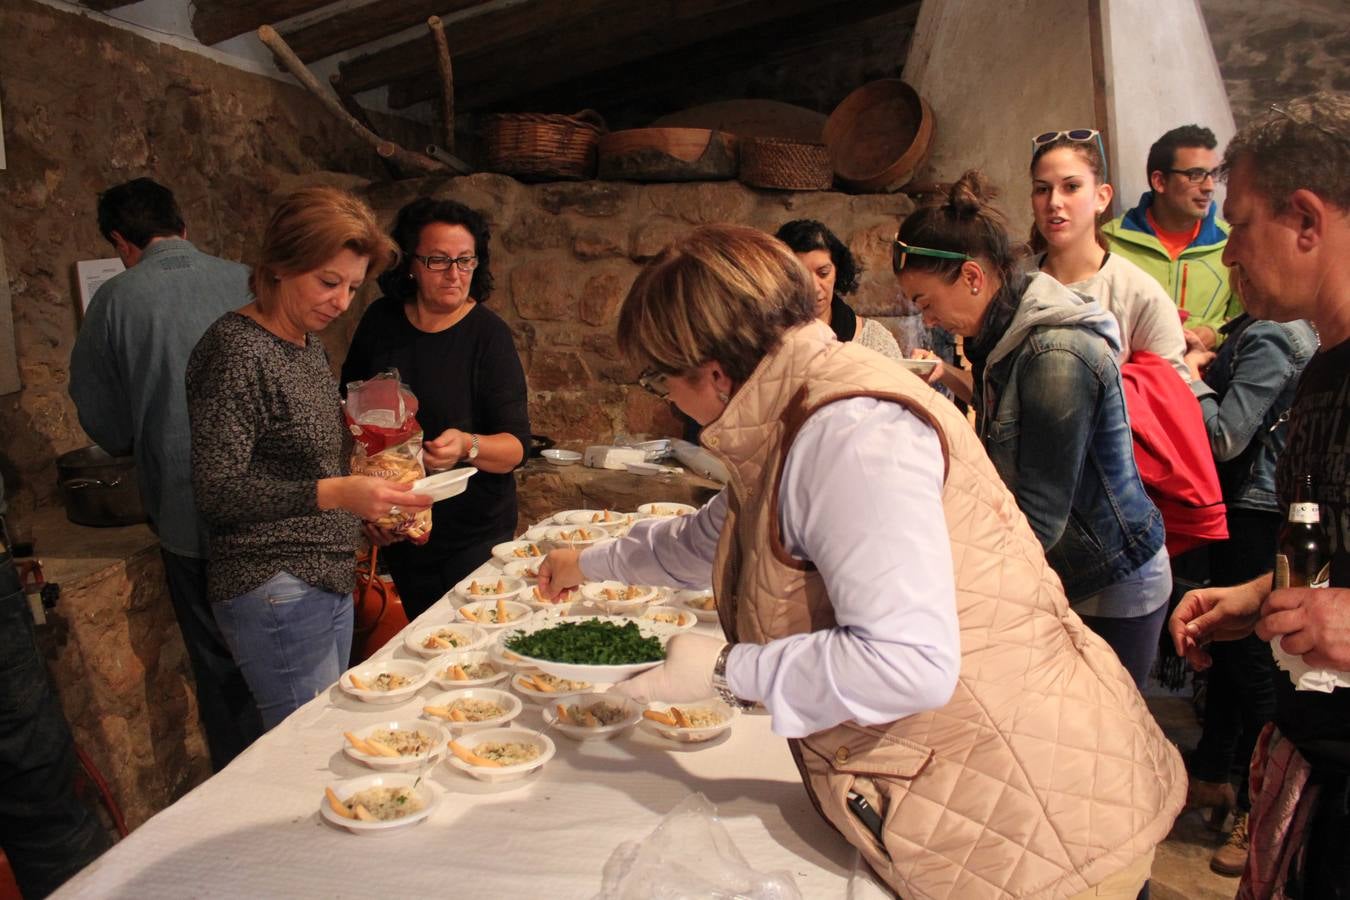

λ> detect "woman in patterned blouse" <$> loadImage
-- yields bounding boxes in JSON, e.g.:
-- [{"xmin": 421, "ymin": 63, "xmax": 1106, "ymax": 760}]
[{"xmin": 186, "ymin": 188, "xmax": 430, "ymax": 730}]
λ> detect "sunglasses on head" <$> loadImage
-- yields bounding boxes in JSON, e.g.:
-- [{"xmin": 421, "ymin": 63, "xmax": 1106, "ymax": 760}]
[
  {"xmin": 638, "ymin": 369, "xmax": 671, "ymax": 399},
  {"xmin": 892, "ymin": 239, "xmax": 973, "ymax": 274},
  {"xmin": 1031, "ymin": 129, "xmax": 1109, "ymax": 181}
]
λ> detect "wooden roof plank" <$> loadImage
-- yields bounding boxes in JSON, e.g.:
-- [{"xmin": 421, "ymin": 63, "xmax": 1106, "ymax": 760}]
[
  {"xmin": 192, "ymin": 0, "xmax": 337, "ymax": 47},
  {"xmin": 280, "ymin": 0, "xmax": 492, "ymax": 63},
  {"xmin": 379, "ymin": 0, "xmax": 863, "ymax": 110},
  {"xmin": 80, "ymin": 0, "xmax": 141, "ymax": 11}
]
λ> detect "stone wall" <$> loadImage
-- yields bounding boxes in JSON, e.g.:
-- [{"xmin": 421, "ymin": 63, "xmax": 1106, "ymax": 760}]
[
  {"xmin": 344, "ymin": 174, "xmax": 915, "ymax": 451},
  {"xmin": 0, "ymin": 0, "xmax": 428, "ymax": 531},
  {"xmin": 1201, "ymin": 0, "xmax": 1350, "ymax": 125}
]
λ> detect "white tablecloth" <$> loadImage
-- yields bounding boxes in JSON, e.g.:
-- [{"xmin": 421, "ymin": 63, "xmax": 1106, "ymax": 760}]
[{"xmin": 56, "ymin": 541, "xmax": 874, "ymax": 899}]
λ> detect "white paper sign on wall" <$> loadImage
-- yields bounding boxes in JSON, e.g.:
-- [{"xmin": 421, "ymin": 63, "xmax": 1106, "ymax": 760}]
[{"xmin": 76, "ymin": 258, "xmax": 126, "ymax": 316}]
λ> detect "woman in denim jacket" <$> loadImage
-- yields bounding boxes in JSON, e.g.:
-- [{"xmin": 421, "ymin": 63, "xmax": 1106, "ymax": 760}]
[
  {"xmin": 1182, "ymin": 313, "xmax": 1318, "ymax": 874},
  {"xmin": 897, "ymin": 171, "xmax": 1168, "ymax": 686}
]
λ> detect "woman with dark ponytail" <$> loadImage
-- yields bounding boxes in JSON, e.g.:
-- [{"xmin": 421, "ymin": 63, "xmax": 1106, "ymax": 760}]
[{"xmin": 896, "ymin": 171, "xmax": 1170, "ymax": 687}]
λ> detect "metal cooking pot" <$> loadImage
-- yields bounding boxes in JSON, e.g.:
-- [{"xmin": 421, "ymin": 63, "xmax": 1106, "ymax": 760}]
[{"xmin": 56, "ymin": 446, "xmax": 147, "ymax": 527}]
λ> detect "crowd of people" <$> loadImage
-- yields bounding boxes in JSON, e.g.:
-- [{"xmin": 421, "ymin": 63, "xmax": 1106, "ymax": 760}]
[{"xmin": 0, "ymin": 89, "xmax": 1343, "ymax": 898}]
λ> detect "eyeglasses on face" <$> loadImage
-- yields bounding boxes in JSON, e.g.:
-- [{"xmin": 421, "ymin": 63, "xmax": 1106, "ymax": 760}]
[
  {"xmin": 1031, "ymin": 128, "xmax": 1110, "ymax": 182},
  {"xmin": 638, "ymin": 369, "xmax": 671, "ymax": 399},
  {"xmin": 414, "ymin": 254, "xmax": 478, "ymax": 273},
  {"xmin": 1167, "ymin": 167, "xmax": 1221, "ymax": 185},
  {"xmin": 892, "ymin": 239, "xmax": 974, "ymax": 274}
]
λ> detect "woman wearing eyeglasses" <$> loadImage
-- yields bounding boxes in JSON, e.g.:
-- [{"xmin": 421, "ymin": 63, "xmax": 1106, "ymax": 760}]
[
  {"xmin": 539, "ymin": 224, "xmax": 1182, "ymax": 899},
  {"xmin": 341, "ymin": 198, "xmax": 529, "ymax": 618},
  {"xmin": 1030, "ymin": 129, "xmax": 1190, "ymax": 381},
  {"xmin": 896, "ymin": 171, "xmax": 1171, "ymax": 688}
]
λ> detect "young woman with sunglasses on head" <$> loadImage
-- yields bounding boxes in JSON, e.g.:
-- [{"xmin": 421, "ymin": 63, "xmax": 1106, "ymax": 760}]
[
  {"xmin": 896, "ymin": 171, "xmax": 1171, "ymax": 688},
  {"xmin": 1030, "ymin": 129, "xmax": 1190, "ymax": 381},
  {"xmin": 340, "ymin": 198, "xmax": 530, "ymax": 618}
]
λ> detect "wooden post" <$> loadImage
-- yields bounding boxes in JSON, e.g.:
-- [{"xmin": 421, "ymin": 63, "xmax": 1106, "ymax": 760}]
[
  {"xmin": 428, "ymin": 16, "xmax": 456, "ymax": 153},
  {"xmin": 256, "ymin": 25, "xmax": 447, "ymax": 176},
  {"xmin": 329, "ymin": 73, "xmax": 402, "ymax": 179}
]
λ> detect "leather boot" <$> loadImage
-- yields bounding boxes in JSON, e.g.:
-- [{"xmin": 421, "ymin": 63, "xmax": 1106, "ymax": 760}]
[{"xmin": 1210, "ymin": 810, "xmax": 1249, "ymax": 876}]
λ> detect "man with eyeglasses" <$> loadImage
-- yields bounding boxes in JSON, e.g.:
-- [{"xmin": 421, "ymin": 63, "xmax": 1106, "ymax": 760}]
[{"xmin": 1105, "ymin": 124, "xmax": 1241, "ymax": 351}]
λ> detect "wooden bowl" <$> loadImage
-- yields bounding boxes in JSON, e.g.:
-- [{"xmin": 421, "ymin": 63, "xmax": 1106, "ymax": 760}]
[{"xmin": 824, "ymin": 80, "xmax": 934, "ymax": 193}]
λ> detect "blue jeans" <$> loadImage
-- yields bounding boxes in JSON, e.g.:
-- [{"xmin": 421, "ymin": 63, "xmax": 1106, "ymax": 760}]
[
  {"xmin": 1075, "ymin": 547, "xmax": 1172, "ymax": 689},
  {"xmin": 212, "ymin": 572, "xmax": 353, "ymax": 731}
]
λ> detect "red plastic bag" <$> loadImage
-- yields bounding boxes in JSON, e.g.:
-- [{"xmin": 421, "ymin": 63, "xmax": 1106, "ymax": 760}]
[{"xmin": 344, "ymin": 370, "xmax": 431, "ymax": 543}]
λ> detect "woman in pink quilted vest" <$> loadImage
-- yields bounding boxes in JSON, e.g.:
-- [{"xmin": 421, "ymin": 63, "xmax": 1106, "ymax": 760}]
[{"xmin": 539, "ymin": 225, "xmax": 1184, "ymax": 899}]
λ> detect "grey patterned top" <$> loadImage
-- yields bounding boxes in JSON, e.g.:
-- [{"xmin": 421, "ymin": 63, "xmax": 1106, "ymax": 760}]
[{"xmin": 186, "ymin": 313, "xmax": 360, "ymax": 604}]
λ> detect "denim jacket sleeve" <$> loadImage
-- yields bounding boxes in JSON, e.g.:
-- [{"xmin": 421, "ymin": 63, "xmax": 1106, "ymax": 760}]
[
  {"xmin": 1198, "ymin": 326, "xmax": 1297, "ymax": 462},
  {"xmin": 1010, "ymin": 346, "xmax": 1104, "ymax": 550}
]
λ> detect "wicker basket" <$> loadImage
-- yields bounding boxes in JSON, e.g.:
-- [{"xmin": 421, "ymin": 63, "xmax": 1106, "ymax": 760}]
[
  {"xmin": 739, "ymin": 138, "xmax": 833, "ymax": 190},
  {"xmin": 481, "ymin": 110, "xmax": 606, "ymax": 181}
]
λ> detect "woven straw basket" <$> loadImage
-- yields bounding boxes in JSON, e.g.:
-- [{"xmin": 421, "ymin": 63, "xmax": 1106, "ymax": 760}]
[
  {"xmin": 481, "ymin": 110, "xmax": 607, "ymax": 181},
  {"xmin": 739, "ymin": 137, "xmax": 833, "ymax": 190}
]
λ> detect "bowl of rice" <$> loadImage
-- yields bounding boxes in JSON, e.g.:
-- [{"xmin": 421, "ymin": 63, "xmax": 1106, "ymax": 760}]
[
  {"xmin": 321, "ymin": 773, "xmax": 438, "ymax": 834},
  {"xmin": 404, "ymin": 623, "xmax": 491, "ymax": 659},
  {"xmin": 674, "ymin": 589, "xmax": 719, "ymax": 623},
  {"xmin": 451, "ymin": 574, "xmax": 527, "ymax": 604},
  {"xmin": 641, "ymin": 698, "xmax": 739, "ymax": 743},
  {"xmin": 491, "ymin": 540, "xmax": 546, "ymax": 564},
  {"xmin": 446, "ymin": 727, "xmax": 555, "ymax": 784},
  {"xmin": 456, "ymin": 598, "xmax": 532, "ymax": 630},
  {"xmin": 428, "ymin": 650, "xmax": 511, "ymax": 690},
  {"xmin": 421, "ymin": 687, "xmax": 521, "ymax": 731},
  {"xmin": 502, "ymin": 558, "xmax": 543, "ymax": 581},
  {"xmin": 341, "ymin": 720, "xmax": 447, "ymax": 771},
  {"xmin": 510, "ymin": 671, "xmax": 595, "ymax": 704},
  {"xmin": 638, "ymin": 605, "xmax": 699, "ymax": 632},
  {"xmin": 541, "ymin": 692, "xmax": 641, "ymax": 742},
  {"xmin": 579, "ymin": 581, "xmax": 658, "ymax": 615},
  {"xmin": 340, "ymin": 659, "xmax": 431, "ymax": 705},
  {"xmin": 636, "ymin": 502, "xmax": 698, "ymax": 518},
  {"xmin": 540, "ymin": 525, "xmax": 610, "ymax": 549}
]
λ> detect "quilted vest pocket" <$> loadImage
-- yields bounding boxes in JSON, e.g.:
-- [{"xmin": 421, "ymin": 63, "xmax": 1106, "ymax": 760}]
[{"xmin": 796, "ymin": 722, "xmax": 934, "ymax": 882}]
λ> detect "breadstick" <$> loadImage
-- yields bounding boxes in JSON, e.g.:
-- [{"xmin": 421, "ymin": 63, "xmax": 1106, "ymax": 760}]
[
  {"xmin": 344, "ymin": 731, "xmax": 376, "ymax": 755},
  {"xmin": 495, "ymin": 579, "xmax": 506, "ymax": 593},
  {"xmin": 449, "ymin": 707, "xmax": 467, "ymax": 722},
  {"xmin": 450, "ymin": 664, "xmax": 469, "ymax": 681},
  {"xmin": 525, "ymin": 675, "xmax": 553, "ymax": 692},
  {"xmin": 450, "ymin": 740, "xmax": 501, "ymax": 767},
  {"xmin": 353, "ymin": 804, "xmax": 377, "ymax": 821},
  {"xmin": 643, "ymin": 709, "xmax": 677, "ymax": 726},
  {"xmin": 459, "ymin": 606, "xmax": 479, "ymax": 622},
  {"xmin": 362, "ymin": 736, "xmax": 401, "ymax": 758},
  {"xmin": 325, "ymin": 787, "xmax": 355, "ymax": 819},
  {"xmin": 496, "ymin": 597, "xmax": 507, "ymax": 623},
  {"xmin": 469, "ymin": 580, "xmax": 481, "ymax": 595},
  {"xmin": 671, "ymin": 707, "xmax": 692, "ymax": 728},
  {"xmin": 556, "ymin": 703, "xmax": 572, "ymax": 724},
  {"xmin": 582, "ymin": 709, "xmax": 600, "ymax": 728},
  {"xmin": 347, "ymin": 673, "xmax": 369, "ymax": 691},
  {"xmin": 423, "ymin": 705, "xmax": 453, "ymax": 719}
]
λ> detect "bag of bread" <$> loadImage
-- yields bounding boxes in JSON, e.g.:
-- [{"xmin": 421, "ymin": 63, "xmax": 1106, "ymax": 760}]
[{"xmin": 344, "ymin": 370, "xmax": 432, "ymax": 543}]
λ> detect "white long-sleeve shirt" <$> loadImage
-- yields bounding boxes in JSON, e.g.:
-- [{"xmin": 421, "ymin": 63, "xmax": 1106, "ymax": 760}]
[{"xmin": 581, "ymin": 396, "xmax": 959, "ymax": 738}]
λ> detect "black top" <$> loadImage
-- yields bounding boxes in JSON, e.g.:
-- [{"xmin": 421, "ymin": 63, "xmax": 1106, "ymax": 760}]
[
  {"xmin": 341, "ymin": 297, "xmax": 530, "ymax": 555},
  {"xmin": 1273, "ymin": 336, "xmax": 1350, "ymax": 772},
  {"xmin": 187, "ymin": 313, "xmax": 361, "ymax": 603}
]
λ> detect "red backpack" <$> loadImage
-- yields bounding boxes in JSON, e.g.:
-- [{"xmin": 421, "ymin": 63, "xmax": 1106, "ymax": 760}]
[{"xmin": 1120, "ymin": 351, "xmax": 1228, "ymax": 554}]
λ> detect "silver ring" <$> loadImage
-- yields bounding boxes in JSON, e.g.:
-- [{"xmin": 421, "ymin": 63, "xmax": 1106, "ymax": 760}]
[{"xmin": 388, "ymin": 505, "xmax": 401, "ymax": 516}]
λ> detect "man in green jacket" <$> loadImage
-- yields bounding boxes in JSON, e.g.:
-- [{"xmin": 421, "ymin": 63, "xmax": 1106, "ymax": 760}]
[{"xmin": 1104, "ymin": 125, "xmax": 1242, "ymax": 350}]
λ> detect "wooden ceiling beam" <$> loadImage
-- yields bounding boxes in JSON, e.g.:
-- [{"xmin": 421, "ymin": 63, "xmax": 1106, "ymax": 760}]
[
  {"xmin": 359, "ymin": 0, "xmax": 864, "ymax": 107},
  {"xmin": 280, "ymin": 0, "xmax": 493, "ymax": 63},
  {"xmin": 191, "ymin": 0, "xmax": 336, "ymax": 47},
  {"xmin": 491, "ymin": 0, "xmax": 919, "ymax": 119}
]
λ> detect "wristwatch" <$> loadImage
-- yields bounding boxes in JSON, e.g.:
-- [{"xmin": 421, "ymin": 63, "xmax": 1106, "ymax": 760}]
[
  {"xmin": 712, "ymin": 643, "xmax": 754, "ymax": 710},
  {"xmin": 466, "ymin": 433, "xmax": 480, "ymax": 461}
]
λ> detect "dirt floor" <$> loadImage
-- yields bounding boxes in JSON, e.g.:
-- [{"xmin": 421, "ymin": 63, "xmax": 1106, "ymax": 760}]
[{"xmin": 1146, "ymin": 688, "xmax": 1242, "ymax": 899}]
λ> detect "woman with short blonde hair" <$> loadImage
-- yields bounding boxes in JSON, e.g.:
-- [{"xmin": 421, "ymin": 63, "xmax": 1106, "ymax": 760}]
[{"xmin": 187, "ymin": 187, "xmax": 427, "ymax": 730}]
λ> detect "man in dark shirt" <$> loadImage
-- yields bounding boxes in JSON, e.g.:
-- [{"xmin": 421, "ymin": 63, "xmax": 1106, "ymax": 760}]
[
  {"xmin": 1169, "ymin": 90, "xmax": 1350, "ymax": 896},
  {"xmin": 69, "ymin": 179, "xmax": 261, "ymax": 769}
]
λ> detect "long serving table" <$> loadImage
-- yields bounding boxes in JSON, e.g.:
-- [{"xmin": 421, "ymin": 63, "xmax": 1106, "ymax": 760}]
[{"xmin": 56, "ymin": 525, "xmax": 876, "ymax": 899}]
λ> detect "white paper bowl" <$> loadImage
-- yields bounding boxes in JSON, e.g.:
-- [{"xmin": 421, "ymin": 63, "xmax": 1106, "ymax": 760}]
[
  {"xmin": 421, "ymin": 687, "xmax": 522, "ymax": 732},
  {"xmin": 501, "ymin": 558, "xmax": 542, "ymax": 581},
  {"xmin": 404, "ymin": 623, "xmax": 491, "ymax": 659},
  {"xmin": 451, "ymin": 574, "xmax": 527, "ymax": 604},
  {"xmin": 510, "ymin": 671, "xmax": 596, "ymax": 704},
  {"xmin": 674, "ymin": 589, "xmax": 719, "ymax": 623},
  {"xmin": 340, "ymin": 659, "xmax": 431, "ymax": 705},
  {"xmin": 341, "ymin": 720, "xmax": 447, "ymax": 771},
  {"xmin": 411, "ymin": 467, "xmax": 475, "ymax": 502},
  {"xmin": 541, "ymin": 449, "xmax": 582, "ymax": 467},
  {"xmin": 427, "ymin": 650, "xmax": 512, "ymax": 690},
  {"xmin": 456, "ymin": 598, "xmax": 532, "ymax": 630},
  {"xmin": 446, "ymin": 727, "xmax": 555, "ymax": 783},
  {"xmin": 541, "ymin": 693, "xmax": 641, "ymax": 742},
  {"xmin": 637, "ymin": 605, "xmax": 699, "ymax": 632},
  {"xmin": 560, "ymin": 509, "xmax": 637, "ymax": 529},
  {"xmin": 642, "ymin": 698, "xmax": 739, "ymax": 743},
  {"xmin": 321, "ymin": 773, "xmax": 438, "ymax": 834},
  {"xmin": 519, "ymin": 584, "xmax": 580, "ymax": 612},
  {"xmin": 544, "ymin": 509, "xmax": 597, "ymax": 525},
  {"xmin": 491, "ymin": 540, "xmax": 547, "ymax": 564},
  {"xmin": 579, "ymin": 581, "xmax": 659, "ymax": 614},
  {"xmin": 541, "ymin": 525, "xmax": 609, "ymax": 548},
  {"xmin": 637, "ymin": 502, "xmax": 698, "ymax": 517}
]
